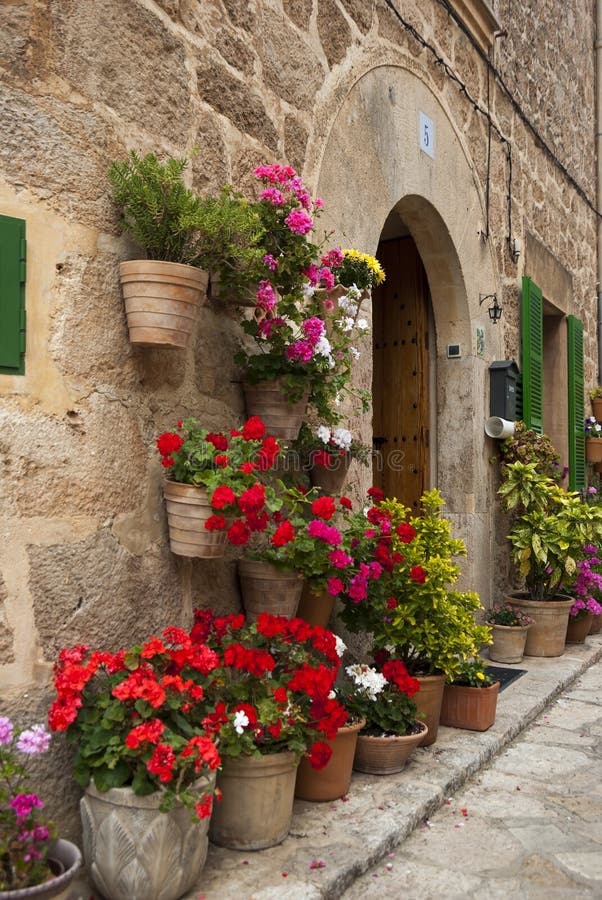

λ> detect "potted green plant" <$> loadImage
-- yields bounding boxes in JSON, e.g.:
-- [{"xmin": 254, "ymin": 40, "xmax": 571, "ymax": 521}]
[
  {"xmin": 565, "ymin": 547, "xmax": 602, "ymax": 643},
  {"xmin": 439, "ymin": 659, "xmax": 500, "ymax": 732},
  {"xmin": 499, "ymin": 421, "xmax": 565, "ymax": 481},
  {"xmin": 585, "ymin": 416, "xmax": 602, "ymax": 463},
  {"xmin": 292, "ymin": 423, "xmax": 371, "ymax": 494},
  {"xmin": 156, "ymin": 415, "xmax": 281, "ymax": 558},
  {"xmin": 193, "ymin": 609, "xmax": 347, "ymax": 849},
  {"xmin": 336, "ymin": 658, "xmax": 426, "ymax": 775},
  {"xmin": 108, "ymin": 151, "xmax": 210, "ymax": 348},
  {"xmin": 485, "ymin": 603, "xmax": 534, "ymax": 663},
  {"xmin": 337, "ymin": 489, "xmax": 491, "ymax": 745},
  {"xmin": 0, "ymin": 718, "xmax": 82, "ymax": 897},
  {"xmin": 335, "ymin": 248, "xmax": 386, "ymax": 291},
  {"xmin": 48, "ymin": 628, "xmax": 221, "ymax": 900},
  {"xmin": 498, "ymin": 461, "xmax": 602, "ymax": 656}
]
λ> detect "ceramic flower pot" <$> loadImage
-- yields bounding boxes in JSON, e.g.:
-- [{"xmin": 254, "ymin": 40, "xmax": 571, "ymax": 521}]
[
  {"xmin": 309, "ymin": 452, "xmax": 351, "ymax": 494},
  {"xmin": 353, "ymin": 722, "xmax": 428, "ymax": 775},
  {"xmin": 209, "ymin": 751, "xmax": 298, "ymax": 850},
  {"xmin": 592, "ymin": 397, "xmax": 602, "ymax": 420},
  {"xmin": 589, "ymin": 612, "xmax": 602, "ymax": 634},
  {"xmin": 585, "ymin": 437, "xmax": 602, "ymax": 463},
  {"xmin": 81, "ymin": 779, "xmax": 213, "ymax": 900},
  {"xmin": 242, "ymin": 378, "xmax": 309, "ymax": 442},
  {"xmin": 505, "ymin": 592, "xmax": 573, "ymax": 657},
  {"xmin": 440, "ymin": 680, "xmax": 500, "ymax": 731},
  {"xmin": 163, "ymin": 481, "xmax": 227, "ymax": 558},
  {"xmin": 296, "ymin": 582, "xmax": 335, "ymax": 628},
  {"xmin": 565, "ymin": 612, "xmax": 594, "ymax": 643},
  {"xmin": 489, "ymin": 623, "xmax": 532, "ymax": 664},
  {"xmin": 238, "ymin": 559, "xmax": 303, "ymax": 622},
  {"xmin": 119, "ymin": 260, "xmax": 207, "ymax": 348},
  {"xmin": 295, "ymin": 719, "xmax": 365, "ymax": 802},
  {"xmin": 414, "ymin": 674, "xmax": 445, "ymax": 746},
  {"xmin": 0, "ymin": 840, "xmax": 82, "ymax": 899}
]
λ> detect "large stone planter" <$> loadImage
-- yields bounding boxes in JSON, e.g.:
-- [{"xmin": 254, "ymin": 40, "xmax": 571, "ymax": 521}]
[
  {"xmin": 505, "ymin": 592, "xmax": 572, "ymax": 657},
  {"xmin": 440, "ymin": 681, "xmax": 500, "ymax": 731},
  {"xmin": 295, "ymin": 719, "xmax": 364, "ymax": 802},
  {"xmin": 242, "ymin": 378, "xmax": 309, "ymax": 442},
  {"xmin": 0, "ymin": 840, "xmax": 82, "ymax": 899},
  {"xmin": 210, "ymin": 751, "xmax": 298, "ymax": 850},
  {"xmin": 353, "ymin": 722, "xmax": 428, "ymax": 775},
  {"xmin": 163, "ymin": 481, "xmax": 227, "ymax": 558},
  {"xmin": 238, "ymin": 559, "xmax": 303, "ymax": 622},
  {"xmin": 414, "ymin": 674, "xmax": 445, "ymax": 746},
  {"xmin": 80, "ymin": 780, "xmax": 213, "ymax": 900},
  {"xmin": 120, "ymin": 260, "xmax": 207, "ymax": 348},
  {"xmin": 489, "ymin": 623, "xmax": 532, "ymax": 664}
]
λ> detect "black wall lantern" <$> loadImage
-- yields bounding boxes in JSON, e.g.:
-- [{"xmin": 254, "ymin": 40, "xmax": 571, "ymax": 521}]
[{"xmin": 479, "ymin": 293, "xmax": 502, "ymax": 323}]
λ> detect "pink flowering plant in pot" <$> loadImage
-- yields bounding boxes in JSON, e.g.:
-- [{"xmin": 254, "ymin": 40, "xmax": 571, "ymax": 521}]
[
  {"xmin": 48, "ymin": 627, "xmax": 223, "ymax": 821},
  {"xmin": 191, "ymin": 610, "xmax": 348, "ymax": 769},
  {"xmin": 567, "ymin": 545, "xmax": 602, "ymax": 619},
  {"xmin": 0, "ymin": 718, "xmax": 64, "ymax": 891}
]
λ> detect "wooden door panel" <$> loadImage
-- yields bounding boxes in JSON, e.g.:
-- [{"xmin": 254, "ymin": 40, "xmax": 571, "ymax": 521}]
[{"xmin": 372, "ymin": 237, "xmax": 429, "ymax": 509}]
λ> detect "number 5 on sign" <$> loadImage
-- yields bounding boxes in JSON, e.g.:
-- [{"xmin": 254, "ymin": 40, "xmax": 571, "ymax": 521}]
[{"xmin": 419, "ymin": 112, "xmax": 435, "ymax": 159}]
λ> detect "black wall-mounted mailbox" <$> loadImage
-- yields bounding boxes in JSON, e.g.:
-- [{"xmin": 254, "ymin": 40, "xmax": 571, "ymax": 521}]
[{"xmin": 489, "ymin": 360, "xmax": 519, "ymax": 420}]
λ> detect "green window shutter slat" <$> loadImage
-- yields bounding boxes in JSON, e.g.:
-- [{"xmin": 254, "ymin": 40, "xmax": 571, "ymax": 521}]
[
  {"xmin": 521, "ymin": 276, "xmax": 543, "ymax": 434},
  {"xmin": 0, "ymin": 214, "xmax": 26, "ymax": 375},
  {"xmin": 567, "ymin": 315, "xmax": 585, "ymax": 491}
]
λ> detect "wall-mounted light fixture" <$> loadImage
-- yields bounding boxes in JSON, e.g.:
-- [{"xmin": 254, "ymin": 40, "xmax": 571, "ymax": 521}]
[{"xmin": 479, "ymin": 292, "xmax": 502, "ymax": 323}]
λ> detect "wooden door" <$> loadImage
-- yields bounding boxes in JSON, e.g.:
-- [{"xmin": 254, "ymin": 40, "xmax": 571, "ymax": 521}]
[{"xmin": 372, "ymin": 237, "xmax": 430, "ymax": 509}]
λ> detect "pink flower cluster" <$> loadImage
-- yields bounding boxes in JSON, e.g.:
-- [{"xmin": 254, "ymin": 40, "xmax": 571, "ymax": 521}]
[
  {"xmin": 256, "ymin": 279, "xmax": 277, "ymax": 312},
  {"xmin": 285, "ymin": 316, "xmax": 326, "ymax": 364},
  {"xmin": 307, "ymin": 520, "xmax": 342, "ymax": 546}
]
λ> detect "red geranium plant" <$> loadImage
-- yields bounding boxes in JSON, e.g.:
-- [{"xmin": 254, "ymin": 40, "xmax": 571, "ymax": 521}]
[
  {"xmin": 191, "ymin": 610, "xmax": 347, "ymax": 769},
  {"xmin": 48, "ymin": 627, "xmax": 223, "ymax": 820},
  {"xmin": 157, "ymin": 416, "xmax": 282, "ymax": 541}
]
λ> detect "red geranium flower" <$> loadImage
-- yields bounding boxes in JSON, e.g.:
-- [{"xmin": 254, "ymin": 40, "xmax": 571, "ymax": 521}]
[
  {"xmin": 307, "ymin": 741, "xmax": 332, "ymax": 770},
  {"xmin": 339, "ymin": 496, "xmax": 352, "ymax": 509},
  {"xmin": 205, "ymin": 514, "xmax": 227, "ymax": 531},
  {"xmin": 205, "ymin": 432, "xmax": 228, "ymax": 451},
  {"xmin": 257, "ymin": 435, "xmax": 280, "ymax": 470},
  {"xmin": 367, "ymin": 487, "xmax": 384, "ymax": 504},
  {"xmin": 240, "ymin": 461, "xmax": 256, "ymax": 474},
  {"xmin": 271, "ymin": 520, "xmax": 295, "ymax": 546},
  {"xmin": 311, "ymin": 496, "xmax": 336, "ymax": 521},
  {"xmin": 397, "ymin": 523, "xmax": 417, "ymax": 543},
  {"xmin": 211, "ymin": 485, "xmax": 236, "ymax": 509},
  {"xmin": 409, "ymin": 565, "xmax": 426, "ymax": 584},
  {"xmin": 215, "ymin": 454, "xmax": 229, "ymax": 467},
  {"xmin": 227, "ymin": 519, "xmax": 251, "ymax": 545},
  {"xmin": 146, "ymin": 743, "xmax": 176, "ymax": 783},
  {"xmin": 157, "ymin": 432, "xmax": 184, "ymax": 458},
  {"xmin": 238, "ymin": 483, "xmax": 266, "ymax": 515},
  {"xmin": 386, "ymin": 597, "xmax": 397, "ymax": 609},
  {"xmin": 242, "ymin": 416, "xmax": 266, "ymax": 441}
]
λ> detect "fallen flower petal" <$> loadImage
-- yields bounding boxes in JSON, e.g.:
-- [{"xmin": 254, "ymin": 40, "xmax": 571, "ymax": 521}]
[{"xmin": 310, "ymin": 860, "xmax": 326, "ymax": 870}]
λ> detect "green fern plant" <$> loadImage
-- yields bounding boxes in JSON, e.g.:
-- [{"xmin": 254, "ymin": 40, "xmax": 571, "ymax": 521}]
[{"xmin": 108, "ymin": 151, "xmax": 205, "ymax": 265}]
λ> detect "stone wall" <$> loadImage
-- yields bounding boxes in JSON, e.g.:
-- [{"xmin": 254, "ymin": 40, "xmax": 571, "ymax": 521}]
[{"xmin": 0, "ymin": 0, "xmax": 598, "ymax": 833}]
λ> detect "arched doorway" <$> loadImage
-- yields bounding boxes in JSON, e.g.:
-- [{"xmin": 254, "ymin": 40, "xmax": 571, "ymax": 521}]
[{"xmin": 372, "ymin": 223, "xmax": 434, "ymax": 509}]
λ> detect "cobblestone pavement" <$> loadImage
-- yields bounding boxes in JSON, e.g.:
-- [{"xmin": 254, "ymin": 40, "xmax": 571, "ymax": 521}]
[{"xmin": 342, "ymin": 662, "xmax": 602, "ymax": 899}]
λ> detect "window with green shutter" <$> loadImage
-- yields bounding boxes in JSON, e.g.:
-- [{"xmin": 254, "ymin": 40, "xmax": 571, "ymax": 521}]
[
  {"xmin": 0, "ymin": 214, "xmax": 26, "ymax": 375},
  {"xmin": 520, "ymin": 276, "xmax": 543, "ymax": 434},
  {"xmin": 567, "ymin": 315, "xmax": 585, "ymax": 491}
]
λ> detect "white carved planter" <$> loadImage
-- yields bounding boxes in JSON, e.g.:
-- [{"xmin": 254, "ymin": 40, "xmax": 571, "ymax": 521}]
[{"xmin": 80, "ymin": 780, "xmax": 213, "ymax": 900}]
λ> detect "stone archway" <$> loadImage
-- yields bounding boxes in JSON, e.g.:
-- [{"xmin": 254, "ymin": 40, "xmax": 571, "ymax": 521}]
[{"xmin": 308, "ymin": 60, "xmax": 502, "ymax": 598}]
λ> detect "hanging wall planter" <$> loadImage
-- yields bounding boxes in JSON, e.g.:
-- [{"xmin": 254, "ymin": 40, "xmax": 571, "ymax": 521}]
[
  {"xmin": 242, "ymin": 378, "xmax": 309, "ymax": 442},
  {"xmin": 120, "ymin": 260, "xmax": 208, "ymax": 349},
  {"xmin": 238, "ymin": 559, "xmax": 302, "ymax": 622},
  {"xmin": 296, "ymin": 583, "xmax": 335, "ymax": 629},
  {"xmin": 585, "ymin": 437, "xmax": 602, "ymax": 463},
  {"xmin": 163, "ymin": 481, "xmax": 227, "ymax": 558}
]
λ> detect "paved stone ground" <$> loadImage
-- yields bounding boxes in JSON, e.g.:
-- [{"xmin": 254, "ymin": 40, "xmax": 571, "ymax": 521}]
[{"xmin": 343, "ymin": 661, "xmax": 602, "ymax": 899}]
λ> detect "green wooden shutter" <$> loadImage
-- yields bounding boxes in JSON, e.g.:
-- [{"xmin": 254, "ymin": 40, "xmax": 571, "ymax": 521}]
[
  {"xmin": 567, "ymin": 314, "xmax": 585, "ymax": 491},
  {"xmin": 0, "ymin": 214, "xmax": 26, "ymax": 375},
  {"xmin": 520, "ymin": 276, "xmax": 543, "ymax": 433}
]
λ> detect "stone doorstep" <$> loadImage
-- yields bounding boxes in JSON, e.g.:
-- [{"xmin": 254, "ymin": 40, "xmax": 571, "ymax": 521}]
[{"xmin": 66, "ymin": 636, "xmax": 602, "ymax": 900}]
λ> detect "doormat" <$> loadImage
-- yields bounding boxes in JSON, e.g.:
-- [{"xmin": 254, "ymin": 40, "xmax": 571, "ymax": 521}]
[{"xmin": 484, "ymin": 665, "xmax": 527, "ymax": 692}]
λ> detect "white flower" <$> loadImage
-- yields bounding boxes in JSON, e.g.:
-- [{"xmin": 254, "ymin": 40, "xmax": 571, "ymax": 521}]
[
  {"xmin": 336, "ymin": 316, "xmax": 355, "ymax": 333},
  {"xmin": 302, "ymin": 283, "xmax": 315, "ymax": 299},
  {"xmin": 332, "ymin": 428, "xmax": 352, "ymax": 451},
  {"xmin": 345, "ymin": 664, "xmax": 387, "ymax": 700},
  {"xmin": 346, "ymin": 284, "xmax": 362, "ymax": 300},
  {"xmin": 338, "ymin": 296, "xmax": 358, "ymax": 317},
  {"xmin": 334, "ymin": 635, "xmax": 347, "ymax": 657},
  {"xmin": 350, "ymin": 346, "xmax": 360, "ymax": 360},
  {"xmin": 316, "ymin": 425, "xmax": 332, "ymax": 444},
  {"xmin": 233, "ymin": 710, "xmax": 250, "ymax": 734},
  {"xmin": 314, "ymin": 335, "xmax": 332, "ymax": 357},
  {"xmin": 328, "ymin": 690, "xmax": 337, "ymax": 699},
  {"xmin": 357, "ymin": 318, "xmax": 369, "ymax": 331}
]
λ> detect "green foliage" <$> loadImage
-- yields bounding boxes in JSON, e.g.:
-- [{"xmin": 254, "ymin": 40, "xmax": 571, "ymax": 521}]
[
  {"xmin": 589, "ymin": 386, "xmax": 602, "ymax": 400},
  {"xmin": 448, "ymin": 658, "xmax": 494, "ymax": 688},
  {"xmin": 499, "ymin": 422, "xmax": 563, "ymax": 481},
  {"xmin": 337, "ymin": 663, "xmax": 420, "ymax": 736},
  {"xmin": 108, "ymin": 151, "xmax": 207, "ymax": 265},
  {"xmin": 499, "ymin": 461, "xmax": 602, "ymax": 600},
  {"xmin": 485, "ymin": 603, "xmax": 534, "ymax": 627},
  {"xmin": 336, "ymin": 249, "xmax": 385, "ymax": 290}
]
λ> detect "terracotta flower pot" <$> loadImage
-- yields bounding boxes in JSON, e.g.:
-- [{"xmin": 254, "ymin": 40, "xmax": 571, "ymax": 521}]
[
  {"xmin": 565, "ymin": 612, "xmax": 594, "ymax": 643},
  {"xmin": 81, "ymin": 780, "xmax": 213, "ymax": 900},
  {"xmin": 585, "ymin": 438, "xmax": 602, "ymax": 463},
  {"xmin": 296, "ymin": 583, "xmax": 335, "ymax": 628},
  {"xmin": 505, "ymin": 592, "xmax": 573, "ymax": 657},
  {"xmin": 353, "ymin": 722, "xmax": 428, "ymax": 775},
  {"xmin": 163, "ymin": 481, "xmax": 227, "ymax": 558},
  {"xmin": 309, "ymin": 453, "xmax": 351, "ymax": 494},
  {"xmin": 591, "ymin": 397, "xmax": 602, "ymax": 420},
  {"xmin": 489, "ymin": 623, "xmax": 532, "ymax": 664},
  {"xmin": 295, "ymin": 719, "xmax": 365, "ymax": 801},
  {"xmin": 0, "ymin": 840, "xmax": 82, "ymax": 899},
  {"xmin": 440, "ymin": 681, "xmax": 500, "ymax": 731},
  {"xmin": 414, "ymin": 674, "xmax": 445, "ymax": 746},
  {"xmin": 210, "ymin": 751, "xmax": 298, "ymax": 850},
  {"xmin": 238, "ymin": 559, "xmax": 303, "ymax": 622},
  {"xmin": 119, "ymin": 260, "xmax": 207, "ymax": 348},
  {"xmin": 242, "ymin": 378, "xmax": 309, "ymax": 442},
  {"xmin": 589, "ymin": 612, "xmax": 602, "ymax": 634}
]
